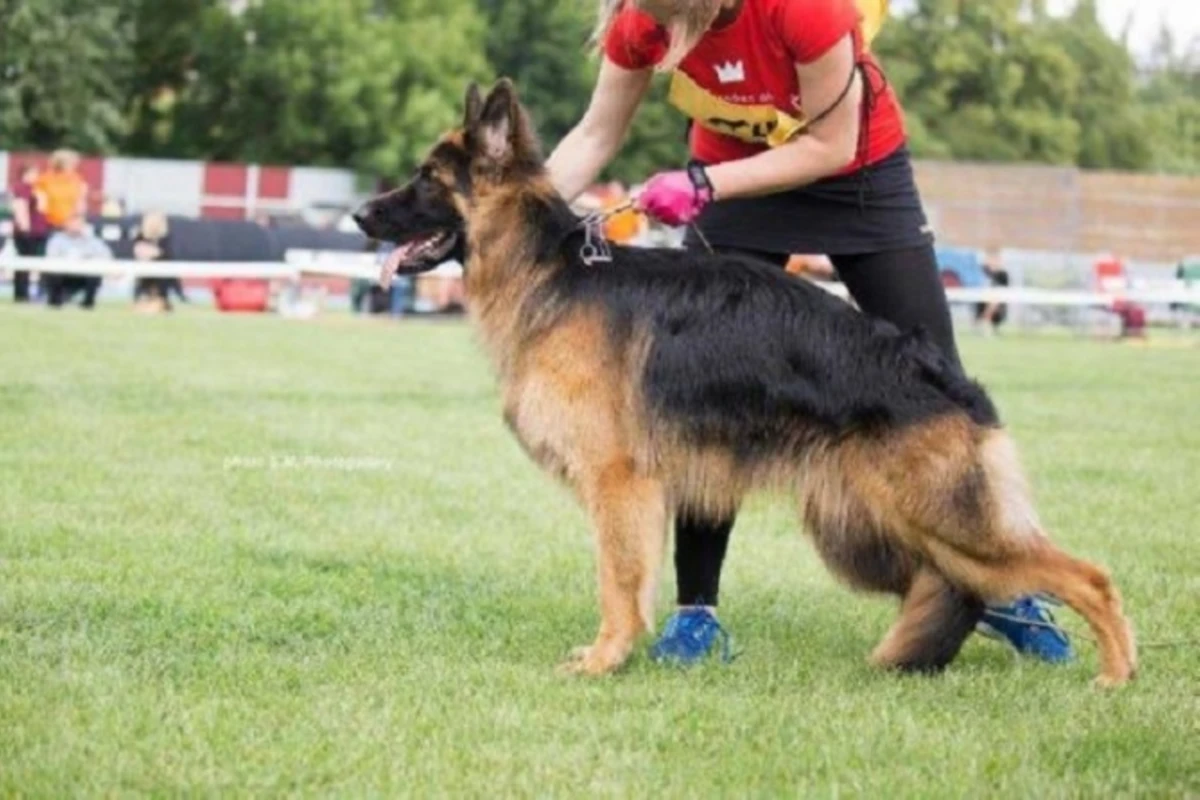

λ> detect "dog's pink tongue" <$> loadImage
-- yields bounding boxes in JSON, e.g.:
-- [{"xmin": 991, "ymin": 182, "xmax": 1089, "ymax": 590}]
[{"xmin": 379, "ymin": 243, "xmax": 416, "ymax": 289}]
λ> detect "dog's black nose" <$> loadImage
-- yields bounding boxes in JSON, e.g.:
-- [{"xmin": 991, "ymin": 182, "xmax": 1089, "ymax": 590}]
[{"xmin": 351, "ymin": 205, "xmax": 373, "ymax": 229}]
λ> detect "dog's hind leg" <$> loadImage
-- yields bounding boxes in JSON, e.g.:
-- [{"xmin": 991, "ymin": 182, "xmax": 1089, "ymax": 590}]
[
  {"xmin": 914, "ymin": 431, "xmax": 1136, "ymax": 687},
  {"xmin": 560, "ymin": 457, "xmax": 667, "ymax": 677},
  {"xmin": 803, "ymin": 472, "xmax": 984, "ymax": 675},
  {"xmin": 926, "ymin": 538, "xmax": 1136, "ymax": 687},
  {"xmin": 803, "ymin": 479, "xmax": 982, "ymax": 674},
  {"xmin": 1022, "ymin": 544, "xmax": 1136, "ymax": 686},
  {"xmin": 868, "ymin": 566, "xmax": 985, "ymax": 674}
]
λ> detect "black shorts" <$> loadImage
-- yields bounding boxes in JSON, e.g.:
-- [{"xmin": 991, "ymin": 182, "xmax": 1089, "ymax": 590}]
[{"xmin": 687, "ymin": 145, "xmax": 934, "ymax": 256}]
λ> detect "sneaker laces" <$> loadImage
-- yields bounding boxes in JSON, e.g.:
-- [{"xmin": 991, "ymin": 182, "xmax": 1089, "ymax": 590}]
[
  {"xmin": 668, "ymin": 609, "xmax": 738, "ymax": 664},
  {"xmin": 710, "ymin": 616, "xmax": 735, "ymax": 664},
  {"xmin": 981, "ymin": 594, "xmax": 1070, "ymax": 640}
]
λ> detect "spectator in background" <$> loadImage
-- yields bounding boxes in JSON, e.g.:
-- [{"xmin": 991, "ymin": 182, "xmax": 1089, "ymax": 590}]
[
  {"xmin": 9, "ymin": 163, "xmax": 49, "ymax": 302},
  {"xmin": 380, "ymin": 239, "xmax": 415, "ymax": 316},
  {"xmin": 101, "ymin": 195, "xmax": 125, "ymax": 217},
  {"xmin": 351, "ymin": 240, "xmax": 399, "ymax": 315},
  {"xmin": 974, "ymin": 250, "xmax": 1010, "ymax": 336},
  {"xmin": 35, "ymin": 150, "xmax": 88, "ymax": 233},
  {"xmin": 34, "ymin": 150, "xmax": 89, "ymax": 302},
  {"xmin": 132, "ymin": 212, "xmax": 186, "ymax": 312},
  {"xmin": 44, "ymin": 211, "xmax": 111, "ymax": 309}
]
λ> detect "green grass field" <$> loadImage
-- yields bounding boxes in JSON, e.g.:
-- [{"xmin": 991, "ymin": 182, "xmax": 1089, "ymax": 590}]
[{"xmin": 2, "ymin": 306, "xmax": 1198, "ymax": 797}]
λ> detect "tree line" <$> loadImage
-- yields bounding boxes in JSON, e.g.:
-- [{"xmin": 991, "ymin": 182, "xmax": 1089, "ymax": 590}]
[{"xmin": 1, "ymin": 0, "xmax": 1196, "ymax": 183}]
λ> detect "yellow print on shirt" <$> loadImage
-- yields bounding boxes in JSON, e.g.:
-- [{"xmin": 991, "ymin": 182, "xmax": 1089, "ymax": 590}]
[
  {"xmin": 666, "ymin": 69, "xmax": 807, "ymax": 147},
  {"xmin": 665, "ymin": 0, "xmax": 889, "ymax": 148}
]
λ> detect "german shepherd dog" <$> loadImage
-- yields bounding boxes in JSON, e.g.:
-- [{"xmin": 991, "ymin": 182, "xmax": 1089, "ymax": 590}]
[{"xmin": 354, "ymin": 79, "xmax": 1136, "ymax": 687}]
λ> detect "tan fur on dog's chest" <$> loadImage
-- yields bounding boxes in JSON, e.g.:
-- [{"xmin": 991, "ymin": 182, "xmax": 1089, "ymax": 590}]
[{"xmin": 498, "ymin": 310, "xmax": 641, "ymax": 489}]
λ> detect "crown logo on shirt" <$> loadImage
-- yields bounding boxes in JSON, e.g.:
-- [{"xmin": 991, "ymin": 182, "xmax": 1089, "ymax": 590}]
[{"xmin": 713, "ymin": 60, "xmax": 745, "ymax": 84}]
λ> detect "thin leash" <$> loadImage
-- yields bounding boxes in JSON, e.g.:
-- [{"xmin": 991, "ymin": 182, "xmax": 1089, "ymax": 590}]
[
  {"xmin": 577, "ymin": 197, "xmax": 713, "ymax": 267},
  {"xmin": 983, "ymin": 614, "xmax": 1198, "ymax": 651},
  {"xmin": 981, "ymin": 596, "xmax": 1196, "ymax": 651}
]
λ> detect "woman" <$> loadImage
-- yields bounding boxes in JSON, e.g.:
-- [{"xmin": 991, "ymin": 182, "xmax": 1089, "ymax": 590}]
[
  {"xmin": 132, "ymin": 212, "xmax": 186, "ymax": 312},
  {"xmin": 35, "ymin": 149, "xmax": 88, "ymax": 232},
  {"xmin": 33, "ymin": 149, "xmax": 90, "ymax": 302},
  {"xmin": 9, "ymin": 163, "xmax": 49, "ymax": 302},
  {"xmin": 544, "ymin": 0, "xmax": 1072, "ymax": 665},
  {"xmin": 974, "ymin": 250, "xmax": 1010, "ymax": 336}
]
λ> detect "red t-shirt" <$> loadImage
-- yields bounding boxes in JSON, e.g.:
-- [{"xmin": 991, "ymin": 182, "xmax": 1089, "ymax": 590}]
[{"xmin": 603, "ymin": 0, "xmax": 905, "ymax": 173}]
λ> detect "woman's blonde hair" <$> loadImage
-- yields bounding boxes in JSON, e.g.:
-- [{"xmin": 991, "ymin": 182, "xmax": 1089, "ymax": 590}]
[
  {"xmin": 140, "ymin": 211, "xmax": 169, "ymax": 241},
  {"xmin": 49, "ymin": 149, "xmax": 80, "ymax": 171},
  {"xmin": 592, "ymin": 0, "xmax": 723, "ymax": 72}
]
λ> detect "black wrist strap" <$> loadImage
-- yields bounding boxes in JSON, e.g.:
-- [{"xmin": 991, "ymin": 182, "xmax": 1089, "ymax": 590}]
[{"xmin": 687, "ymin": 162, "xmax": 714, "ymax": 200}]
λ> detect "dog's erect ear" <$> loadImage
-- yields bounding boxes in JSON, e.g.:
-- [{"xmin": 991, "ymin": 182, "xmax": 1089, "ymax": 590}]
[
  {"xmin": 477, "ymin": 78, "xmax": 519, "ymax": 162},
  {"xmin": 465, "ymin": 77, "xmax": 540, "ymax": 168},
  {"xmin": 463, "ymin": 82, "xmax": 484, "ymax": 129}
]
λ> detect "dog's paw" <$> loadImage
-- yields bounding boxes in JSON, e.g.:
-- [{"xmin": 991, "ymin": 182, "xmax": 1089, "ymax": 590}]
[
  {"xmin": 556, "ymin": 647, "xmax": 593, "ymax": 677},
  {"xmin": 556, "ymin": 642, "xmax": 629, "ymax": 677},
  {"xmin": 1094, "ymin": 669, "xmax": 1135, "ymax": 689},
  {"xmin": 555, "ymin": 645, "xmax": 592, "ymax": 675}
]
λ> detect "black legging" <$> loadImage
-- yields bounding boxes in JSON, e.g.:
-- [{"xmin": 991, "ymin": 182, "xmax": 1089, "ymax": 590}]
[
  {"xmin": 674, "ymin": 242, "xmax": 960, "ymax": 606},
  {"xmin": 12, "ymin": 235, "xmax": 46, "ymax": 302}
]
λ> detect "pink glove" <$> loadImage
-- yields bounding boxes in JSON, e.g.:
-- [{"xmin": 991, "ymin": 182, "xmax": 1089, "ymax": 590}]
[{"xmin": 635, "ymin": 167, "xmax": 713, "ymax": 226}]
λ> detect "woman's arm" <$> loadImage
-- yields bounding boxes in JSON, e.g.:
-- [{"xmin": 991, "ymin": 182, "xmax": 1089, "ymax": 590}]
[
  {"xmin": 12, "ymin": 196, "xmax": 31, "ymax": 234},
  {"xmin": 545, "ymin": 58, "xmax": 654, "ymax": 203},
  {"xmin": 705, "ymin": 35, "xmax": 862, "ymax": 200}
]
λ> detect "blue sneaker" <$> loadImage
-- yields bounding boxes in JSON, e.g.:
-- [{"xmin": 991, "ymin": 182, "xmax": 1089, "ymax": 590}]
[
  {"xmin": 978, "ymin": 595, "xmax": 1074, "ymax": 663},
  {"xmin": 649, "ymin": 607, "xmax": 734, "ymax": 665}
]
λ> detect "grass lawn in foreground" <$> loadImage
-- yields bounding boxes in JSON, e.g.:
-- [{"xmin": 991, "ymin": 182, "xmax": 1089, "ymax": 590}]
[{"xmin": 1, "ymin": 306, "xmax": 1198, "ymax": 796}]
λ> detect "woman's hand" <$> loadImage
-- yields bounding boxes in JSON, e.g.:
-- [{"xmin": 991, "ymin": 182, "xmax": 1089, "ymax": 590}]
[{"xmin": 635, "ymin": 168, "xmax": 712, "ymax": 226}]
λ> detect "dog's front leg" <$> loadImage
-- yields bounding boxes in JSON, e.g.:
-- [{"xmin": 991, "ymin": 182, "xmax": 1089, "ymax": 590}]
[{"xmin": 560, "ymin": 460, "xmax": 667, "ymax": 676}]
